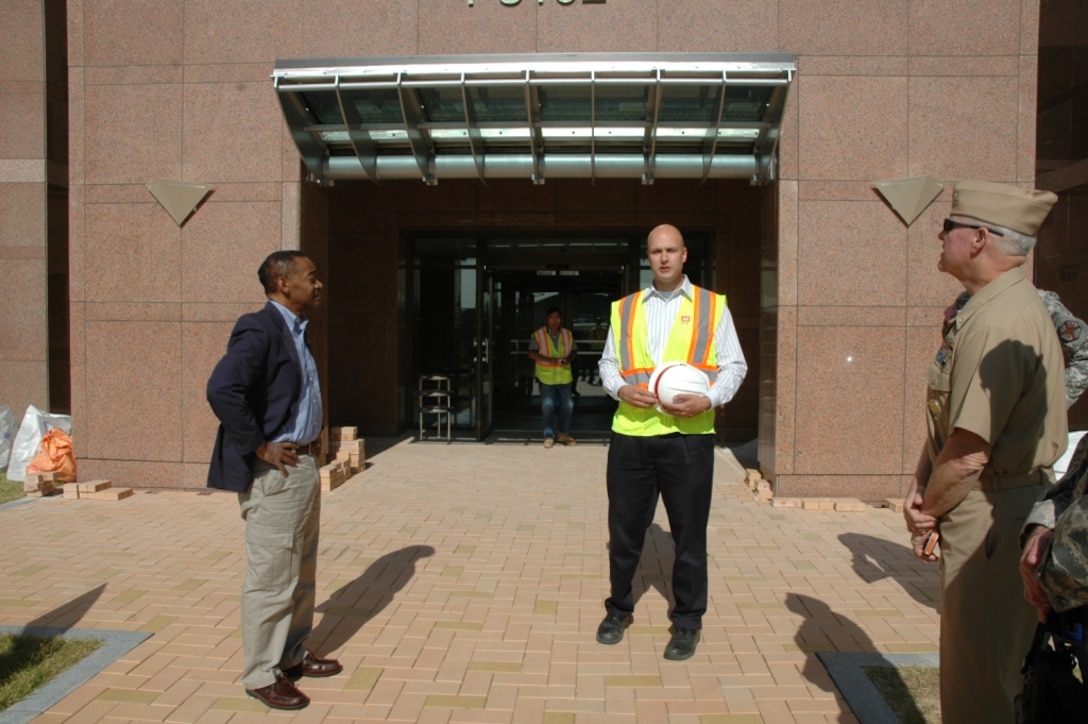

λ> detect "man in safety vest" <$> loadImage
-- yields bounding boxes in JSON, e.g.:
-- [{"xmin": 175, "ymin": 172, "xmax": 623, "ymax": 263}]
[
  {"xmin": 596, "ymin": 223, "xmax": 747, "ymax": 660},
  {"xmin": 528, "ymin": 307, "xmax": 578, "ymax": 448}
]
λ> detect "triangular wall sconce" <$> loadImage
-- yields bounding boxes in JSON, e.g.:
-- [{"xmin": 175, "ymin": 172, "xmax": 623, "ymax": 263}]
[
  {"xmin": 872, "ymin": 176, "xmax": 944, "ymax": 226},
  {"xmin": 146, "ymin": 180, "xmax": 213, "ymax": 226}
]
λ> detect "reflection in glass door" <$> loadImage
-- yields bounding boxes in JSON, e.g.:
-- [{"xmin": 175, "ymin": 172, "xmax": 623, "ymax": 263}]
[
  {"xmin": 412, "ymin": 239, "xmax": 481, "ymax": 438},
  {"xmin": 476, "ymin": 274, "xmax": 493, "ymax": 439}
]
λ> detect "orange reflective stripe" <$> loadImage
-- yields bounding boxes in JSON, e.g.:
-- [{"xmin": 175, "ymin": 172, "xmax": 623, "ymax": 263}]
[
  {"xmin": 534, "ymin": 329, "xmax": 556, "ymax": 366},
  {"xmin": 614, "ymin": 287, "xmax": 723, "ymax": 387},
  {"xmin": 534, "ymin": 327, "xmax": 572, "ymax": 366}
]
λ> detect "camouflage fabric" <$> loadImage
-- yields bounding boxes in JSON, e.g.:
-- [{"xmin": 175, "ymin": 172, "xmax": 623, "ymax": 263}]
[
  {"xmin": 1037, "ymin": 435, "xmax": 1088, "ymax": 611},
  {"xmin": 954, "ymin": 289, "xmax": 1088, "ymax": 408},
  {"xmin": 1041, "ymin": 290, "xmax": 1088, "ymax": 408}
]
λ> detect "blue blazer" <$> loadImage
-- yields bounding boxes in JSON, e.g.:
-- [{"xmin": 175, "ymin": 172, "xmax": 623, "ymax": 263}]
[{"xmin": 206, "ymin": 302, "xmax": 308, "ymax": 492}]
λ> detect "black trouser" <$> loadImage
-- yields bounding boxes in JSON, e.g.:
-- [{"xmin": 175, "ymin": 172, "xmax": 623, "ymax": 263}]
[{"xmin": 604, "ymin": 431, "xmax": 714, "ymax": 631}]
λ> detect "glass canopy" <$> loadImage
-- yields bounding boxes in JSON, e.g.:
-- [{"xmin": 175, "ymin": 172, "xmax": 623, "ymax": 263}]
[{"xmin": 273, "ymin": 53, "xmax": 795, "ymax": 185}]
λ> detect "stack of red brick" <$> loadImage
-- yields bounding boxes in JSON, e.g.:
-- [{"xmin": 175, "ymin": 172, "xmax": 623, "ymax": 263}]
[
  {"xmin": 743, "ymin": 467, "xmax": 868, "ymax": 511},
  {"xmin": 23, "ymin": 471, "xmax": 133, "ymax": 501},
  {"xmin": 319, "ymin": 426, "xmax": 365, "ymax": 492}
]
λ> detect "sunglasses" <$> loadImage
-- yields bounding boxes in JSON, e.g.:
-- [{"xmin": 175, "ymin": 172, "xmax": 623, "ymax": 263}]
[{"xmin": 942, "ymin": 218, "xmax": 1005, "ymax": 237}]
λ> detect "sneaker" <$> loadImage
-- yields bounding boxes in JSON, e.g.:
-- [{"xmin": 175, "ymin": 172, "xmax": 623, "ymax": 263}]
[
  {"xmin": 543, "ymin": 438, "xmax": 555, "ymax": 448},
  {"xmin": 557, "ymin": 433, "xmax": 577, "ymax": 446}
]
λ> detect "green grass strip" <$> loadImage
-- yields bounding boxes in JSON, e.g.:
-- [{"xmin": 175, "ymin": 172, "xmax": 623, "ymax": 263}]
[
  {"xmin": 0, "ymin": 633, "xmax": 104, "ymax": 711},
  {"xmin": 0, "ymin": 473, "xmax": 25, "ymax": 505},
  {"xmin": 863, "ymin": 665, "xmax": 940, "ymax": 724}
]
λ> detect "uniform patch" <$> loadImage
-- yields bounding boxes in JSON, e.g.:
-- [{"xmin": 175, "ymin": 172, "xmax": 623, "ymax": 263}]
[
  {"xmin": 1058, "ymin": 320, "xmax": 1082, "ymax": 343},
  {"xmin": 936, "ymin": 343, "xmax": 951, "ymax": 367}
]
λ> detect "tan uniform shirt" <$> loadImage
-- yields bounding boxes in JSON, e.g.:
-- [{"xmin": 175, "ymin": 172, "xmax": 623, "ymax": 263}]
[{"xmin": 927, "ymin": 266, "xmax": 1067, "ymax": 475}]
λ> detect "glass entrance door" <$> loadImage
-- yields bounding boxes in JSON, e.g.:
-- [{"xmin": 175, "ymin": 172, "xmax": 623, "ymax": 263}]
[
  {"xmin": 489, "ymin": 270, "xmax": 622, "ymax": 438},
  {"xmin": 412, "ymin": 233, "xmax": 657, "ymax": 440}
]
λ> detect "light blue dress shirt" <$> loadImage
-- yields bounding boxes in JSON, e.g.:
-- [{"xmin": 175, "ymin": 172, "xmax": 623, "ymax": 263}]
[{"xmin": 269, "ymin": 301, "xmax": 323, "ymax": 445}]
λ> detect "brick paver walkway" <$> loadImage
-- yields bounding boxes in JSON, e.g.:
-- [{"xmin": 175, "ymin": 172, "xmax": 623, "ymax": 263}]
[{"xmin": 0, "ymin": 437, "xmax": 940, "ymax": 723}]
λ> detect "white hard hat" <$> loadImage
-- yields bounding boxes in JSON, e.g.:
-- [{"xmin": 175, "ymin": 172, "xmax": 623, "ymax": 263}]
[{"xmin": 649, "ymin": 361, "xmax": 710, "ymax": 408}]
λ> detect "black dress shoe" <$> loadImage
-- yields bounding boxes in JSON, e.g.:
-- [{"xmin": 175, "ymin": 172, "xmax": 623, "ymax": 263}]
[
  {"xmin": 283, "ymin": 652, "xmax": 343, "ymax": 680},
  {"xmin": 595, "ymin": 614, "xmax": 633, "ymax": 645},
  {"xmin": 246, "ymin": 673, "xmax": 310, "ymax": 710},
  {"xmin": 663, "ymin": 628, "xmax": 700, "ymax": 660}
]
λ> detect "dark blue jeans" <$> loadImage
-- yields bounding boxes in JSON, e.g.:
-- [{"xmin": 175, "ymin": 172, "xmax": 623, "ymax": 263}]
[{"xmin": 539, "ymin": 381, "xmax": 574, "ymax": 439}]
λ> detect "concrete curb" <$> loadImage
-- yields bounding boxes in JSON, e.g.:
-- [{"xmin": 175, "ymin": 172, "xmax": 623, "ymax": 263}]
[{"xmin": 818, "ymin": 652, "xmax": 940, "ymax": 723}]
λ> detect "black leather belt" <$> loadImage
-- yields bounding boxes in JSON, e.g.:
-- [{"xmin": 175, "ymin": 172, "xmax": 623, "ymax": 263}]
[{"xmin": 294, "ymin": 440, "xmax": 321, "ymax": 456}]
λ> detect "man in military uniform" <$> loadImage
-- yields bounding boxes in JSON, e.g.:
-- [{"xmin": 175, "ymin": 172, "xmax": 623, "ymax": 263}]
[{"xmin": 903, "ymin": 181, "xmax": 1065, "ymax": 723}]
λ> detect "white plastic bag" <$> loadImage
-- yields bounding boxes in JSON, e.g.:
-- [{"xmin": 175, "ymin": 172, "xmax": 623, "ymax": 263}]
[
  {"xmin": 7, "ymin": 405, "xmax": 73, "ymax": 482},
  {"xmin": 0, "ymin": 406, "xmax": 15, "ymax": 471}
]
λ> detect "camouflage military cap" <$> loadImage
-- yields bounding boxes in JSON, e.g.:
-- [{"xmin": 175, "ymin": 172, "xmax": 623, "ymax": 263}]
[{"xmin": 1040, "ymin": 495, "xmax": 1088, "ymax": 612}]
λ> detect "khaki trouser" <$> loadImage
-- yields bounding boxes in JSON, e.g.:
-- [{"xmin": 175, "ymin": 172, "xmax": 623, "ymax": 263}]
[
  {"xmin": 939, "ymin": 475, "xmax": 1046, "ymax": 724},
  {"xmin": 237, "ymin": 457, "xmax": 321, "ymax": 690}
]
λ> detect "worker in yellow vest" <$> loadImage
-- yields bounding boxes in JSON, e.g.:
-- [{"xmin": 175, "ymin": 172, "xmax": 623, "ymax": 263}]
[
  {"xmin": 528, "ymin": 307, "xmax": 578, "ymax": 448},
  {"xmin": 596, "ymin": 224, "xmax": 747, "ymax": 661}
]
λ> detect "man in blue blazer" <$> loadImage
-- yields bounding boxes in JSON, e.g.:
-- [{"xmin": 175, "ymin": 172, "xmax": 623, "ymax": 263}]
[{"xmin": 206, "ymin": 250, "xmax": 341, "ymax": 710}]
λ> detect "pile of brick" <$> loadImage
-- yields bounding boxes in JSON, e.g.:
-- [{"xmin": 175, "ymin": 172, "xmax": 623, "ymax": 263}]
[
  {"xmin": 319, "ymin": 459, "xmax": 350, "ymax": 492},
  {"xmin": 744, "ymin": 467, "xmax": 773, "ymax": 501},
  {"xmin": 62, "ymin": 478, "xmax": 133, "ymax": 501},
  {"xmin": 329, "ymin": 427, "xmax": 365, "ymax": 473},
  {"xmin": 771, "ymin": 497, "xmax": 867, "ymax": 512},
  {"xmin": 744, "ymin": 467, "xmax": 868, "ymax": 511},
  {"xmin": 320, "ymin": 426, "xmax": 365, "ymax": 493},
  {"xmin": 882, "ymin": 497, "xmax": 905, "ymax": 513},
  {"xmin": 23, "ymin": 472, "xmax": 60, "ymax": 497}
]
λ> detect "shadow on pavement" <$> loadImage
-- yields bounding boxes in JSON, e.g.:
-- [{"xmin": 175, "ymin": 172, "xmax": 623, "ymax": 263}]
[
  {"xmin": 21, "ymin": 583, "xmax": 106, "ymax": 631},
  {"xmin": 312, "ymin": 544, "xmax": 435, "ymax": 654},
  {"xmin": 631, "ymin": 522, "xmax": 672, "ymax": 611},
  {"xmin": 838, "ymin": 532, "xmax": 940, "ymax": 611},
  {"xmin": 788, "ymin": 592, "xmax": 929, "ymax": 723}
]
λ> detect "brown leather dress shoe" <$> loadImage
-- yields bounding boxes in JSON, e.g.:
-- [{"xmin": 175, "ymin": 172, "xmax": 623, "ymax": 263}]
[
  {"xmin": 283, "ymin": 652, "xmax": 343, "ymax": 679},
  {"xmin": 246, "ymin": 673, "xmax": 309, "ymax": 710}
]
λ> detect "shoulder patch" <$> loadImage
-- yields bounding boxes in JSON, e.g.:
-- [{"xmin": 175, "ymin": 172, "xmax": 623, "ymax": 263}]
[{"xmin": 1058, "ymin": 320, "xmax": 1082, "ymax": 343}]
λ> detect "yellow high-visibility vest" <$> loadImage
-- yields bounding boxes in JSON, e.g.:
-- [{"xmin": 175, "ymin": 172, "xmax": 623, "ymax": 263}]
[
  {"xmin": 610, "ymin": 286, "xmax": 725, "ymax": 436},
  {"xmin": 533, "ymin": 327, "xmax": 574, "ymax": 385}
]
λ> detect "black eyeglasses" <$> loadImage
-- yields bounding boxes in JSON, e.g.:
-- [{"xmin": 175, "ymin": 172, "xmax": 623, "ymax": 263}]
[{"xmin": 942, "ymin": 218, "xmax": 1005, "ymax": 237}]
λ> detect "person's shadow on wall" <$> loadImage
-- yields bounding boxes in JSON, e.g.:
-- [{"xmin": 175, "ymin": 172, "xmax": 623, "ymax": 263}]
[
  {"xmin": 311, "ymin": 544, "xmax": 435, "ymax": 654},
  {"xmin": 838, "ymin": 532, "xmax": 940, "ymax": 611}
]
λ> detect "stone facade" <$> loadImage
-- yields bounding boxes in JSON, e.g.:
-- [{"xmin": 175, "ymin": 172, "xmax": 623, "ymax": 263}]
[{"xmin": 2, "ymin": 0, "xmax": 1079, "ymax": 500}]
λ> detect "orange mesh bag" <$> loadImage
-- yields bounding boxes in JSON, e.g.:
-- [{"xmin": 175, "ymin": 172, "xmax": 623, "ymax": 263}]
[{"xmin": 27, "ymin": 428, "xmax": 77, "ymax": 483}]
